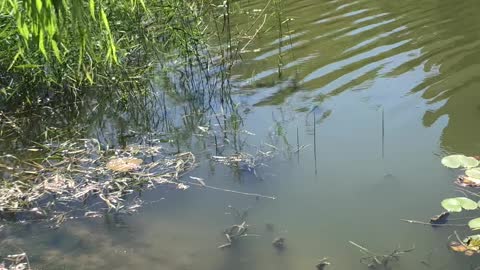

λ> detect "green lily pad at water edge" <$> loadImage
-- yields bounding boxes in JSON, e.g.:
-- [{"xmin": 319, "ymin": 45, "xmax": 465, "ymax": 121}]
[
  {"xmin": 469, "ymin": 218, "xmax": 480, "ymax": 230},
  {"xmin": 442, "ymin": 198, "xmax": 462, "ymax": 212},
  {"xmin": 457, "ymin": 197, "xmax": 478, "ymax": 210},
  {"xmin": 441, "ymin": 197, "xmax": 478, "ymax": 212},
  {"xmin": 441, "ymin": 155, "xmax": 479, "ymax": 169},
  {"xmin": 467, "ymin": 168, "xmax": 480, "ymax": 179},
  {"xmin": 462, "ymin": 156, "xmax": 480, "ymax": 168}
]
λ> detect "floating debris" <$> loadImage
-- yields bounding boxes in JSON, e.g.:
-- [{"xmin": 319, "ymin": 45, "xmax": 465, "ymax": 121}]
[
  {"xmin": 217, "ymin": 242, "xmax": 232, "ymax": 249},
  {"xmin": 184, "ymin": 181, "xmax": 275, "ymax": 200},
  {"xmin": 212, "ymin": 150, "xmax": 273, "ymax": 178},
  {"xmin": 449, "ymin": 234, "xmax": 480, "ymax": 256},
  {"xmin": 0, "ymin": 139, "xmax": 196, "ymax": 224},
  {"xmin": 106, "ymin": 157, "xmax": 143, "ymax": 172},
  {"xmin": 449, "ymin": 241, "xmax": 468, "ymax": 253},
  {"xmin": 316, "ymin": 258, "xmax": 330, "ymax": 270},
  {"xmin": 349, "ymin": 241, "xmax": 414, "ymax": 269},
  {"xmin": 455, "ymin": 175, "xmax": 480, "ymax": 188},
  {"xmin": 218, "ymin": 205, "xmax": 262, "ymax": 249},
  {"xmin": 225, "ymin": 221, "xmax": 249, "ymax": 239},
  {"xmin": 189, "ymin": 176, "xmax": 206, "ymax": 187},
  {"xmin": 430, "ymin": 212, "xmax": 449, "ymax": 224},
  {"xmin": 0, "ymin": 251, "xmax": 31, "ymax": 270},
  {"xmin": 272, "ymin": 237, "xmax": 285, "ymax": 250},
  {"xmin": 218, "ymin": 221, "xmax": 251, "ymax": 249}
]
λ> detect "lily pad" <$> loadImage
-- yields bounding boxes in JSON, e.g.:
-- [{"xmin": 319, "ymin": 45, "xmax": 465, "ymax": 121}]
[
  {"xmin": 461, "ymin": 156, "xmax": 480, "ymax": 168},
  {"xmin": 442, "ymin": 155, "xmax": 479, "ymax": 169},
  {"xmin": 106, "ymin": 157, "xmax": 143, "ymax": 172},
  {"xmin": 441, "ymin": 197, "xmax": 478, "ymax": 212},
  {"xmin": 457, "ymin": 197, "xmax": 478, "ymax": 210},
  {"xmin": 469, "ymin": 218, "xmax": 480, "ymax": 230},
  {"xmin": 442, "ymin": 155, "xmax": 464, "ymax": 168},
  {"xmin": 441, "ymin": 198, "xmax": 462, "ymax": 212},
  {"xmin": 467, "ymin": 168, "xmax": 480, "ymax": 179}
]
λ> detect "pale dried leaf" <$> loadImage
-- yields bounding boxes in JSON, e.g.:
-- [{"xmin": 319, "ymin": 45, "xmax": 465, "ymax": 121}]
[{"xmin": 106, "ymin": 158, "xmax": 143, "ymax": 172}]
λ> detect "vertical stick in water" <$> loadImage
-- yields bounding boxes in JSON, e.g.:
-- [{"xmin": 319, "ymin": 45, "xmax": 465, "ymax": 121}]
[
  {"xmin": 296, "ymin": 126, "xmax": 300, "ymax": 163},
  {"xmin": 214, "ymin": 134, "xmax": 219, "ymax": 155},
  {"xmin": 382, "ymin": 107, "xmax": 385, "ymax": 159},
  {"xmin": 314, "ymin": 112, "xmax": 317, "ymax": 175}
]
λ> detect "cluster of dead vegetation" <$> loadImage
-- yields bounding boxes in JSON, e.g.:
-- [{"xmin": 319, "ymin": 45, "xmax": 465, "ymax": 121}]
[{"xmin": 0, "ymin": 139, "xmax": 195, "ymax": 225}]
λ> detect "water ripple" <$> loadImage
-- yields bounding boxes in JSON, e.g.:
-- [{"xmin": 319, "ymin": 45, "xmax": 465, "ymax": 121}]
[{"xmin": 234, "ymin": 0, "xmax": 480, "ymax": 118}]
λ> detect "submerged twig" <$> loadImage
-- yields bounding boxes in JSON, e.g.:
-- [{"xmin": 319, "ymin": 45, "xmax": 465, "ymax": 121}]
[
  {"xmin": 218, "ymin": 243, "xmax": 232, "ymax": 249},
  {"xmin": 240, "ymin": 14, "xmax": 268, "ymax": 53},
  {"xmin": 218, "ymin": 220, "xmax": 255, "ymax": 249},
  {"xmin": 313, "ymin": 111, "xmax": 317, "ymax": 175},
  {"xmin": 212, "ymin": 150, "xmax": 272, "ymax": 174},
  {"xmin": 455, "ymin": 187, "xmax": 480, "ymax": 198},
  {"xmin": 296, "ymin": 126, "xmax": 299, "ymax": 163},
  {"xmin": 0, "ymin": 242, "xmax": 32, "ymax": 270},
  {"xmin": 349, "ymin": 240, "xmax": 414, "ymax": 269},
  {"xmin": 382, "ymin": 107, "xmax": 385, "ymax": 159},
  {"xmin": 184, "ymin": 180, "xmax": 276, "ymax": 200},
  {"xmin": 400, "ymin": 219, "xmax": 467, "ymax": 227}
]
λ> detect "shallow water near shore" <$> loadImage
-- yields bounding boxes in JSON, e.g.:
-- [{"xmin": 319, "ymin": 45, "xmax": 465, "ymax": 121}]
[{"xmin": 4, "ymin": 0, "xmax": 480, "ymax": 269}]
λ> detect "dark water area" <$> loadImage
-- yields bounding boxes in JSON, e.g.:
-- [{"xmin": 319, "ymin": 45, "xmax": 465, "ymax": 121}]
[{"xmin": 3, "ymin": 0, "xmax": 480, "ymax": 269}]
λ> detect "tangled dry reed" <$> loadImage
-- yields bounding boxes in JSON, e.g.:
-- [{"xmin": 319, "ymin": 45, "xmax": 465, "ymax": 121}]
[{"xmin": 0, "ymin": 139, "xmax": 195, "ymax": 223}]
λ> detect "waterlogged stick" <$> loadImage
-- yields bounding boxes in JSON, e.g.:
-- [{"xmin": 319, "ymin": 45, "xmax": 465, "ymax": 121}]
[
  {"xmin": 400, "ymin": 219, "xmax": 467, "ymax": 227},
  {"xmin": 314, "ymin": 111, "xmax": 317, "ymax": 175},
  {"xmin": 296, "ymin": 126, "xmax": 300, "ymax": 163},
  {"xmin": 184, "ymin": 180, "xmax": 276, "ymax": 200},
  {"xmin": 306, "ymin": 106, "xmax": 319, "ymax": 176},
  {"xmin": 382, "ymin": 106, "xmax": 385, "ymax": 159}
]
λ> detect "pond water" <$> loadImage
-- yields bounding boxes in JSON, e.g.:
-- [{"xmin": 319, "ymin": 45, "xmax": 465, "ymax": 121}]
[{"xmin": 4, "ymin": 0, "xmax": 480, "ymax": 269}]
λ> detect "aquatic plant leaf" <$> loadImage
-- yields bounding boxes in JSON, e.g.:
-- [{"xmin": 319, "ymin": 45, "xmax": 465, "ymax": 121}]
[
  {"xmin": 442, "ymin": 155, "xmax": 479, "ymax": 169},
  {"xmin": 467, "ymin": 168, "xmax": 480, "ymax": 179},
  {"xmin": 464, "ymin": 235, "xmax": 480, "ymax": 249},
  {"xmin": 441, "ymin": 197, "xmax": 478, "ymax": 212},
  {"xmin": 442, "ymin": 155, "xmax": 465, "ymax": 168},
  {"xmin": 461, "ymin": 156, "xmax": 480, "ymax": 168},
  {"xmin": 106, "ymin": 157, "xmax": 143, "ymax": 172},
  {"xmin": 457, "ymin": 197, "xmax": 478, "ymax": 210},
  {"xmin": 441, "ymin": 198, "xmax": 462, "ymax": 212},
  {"xmin": 468, "ymin": 218, "xmax": 480, "ymax": 230}
]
